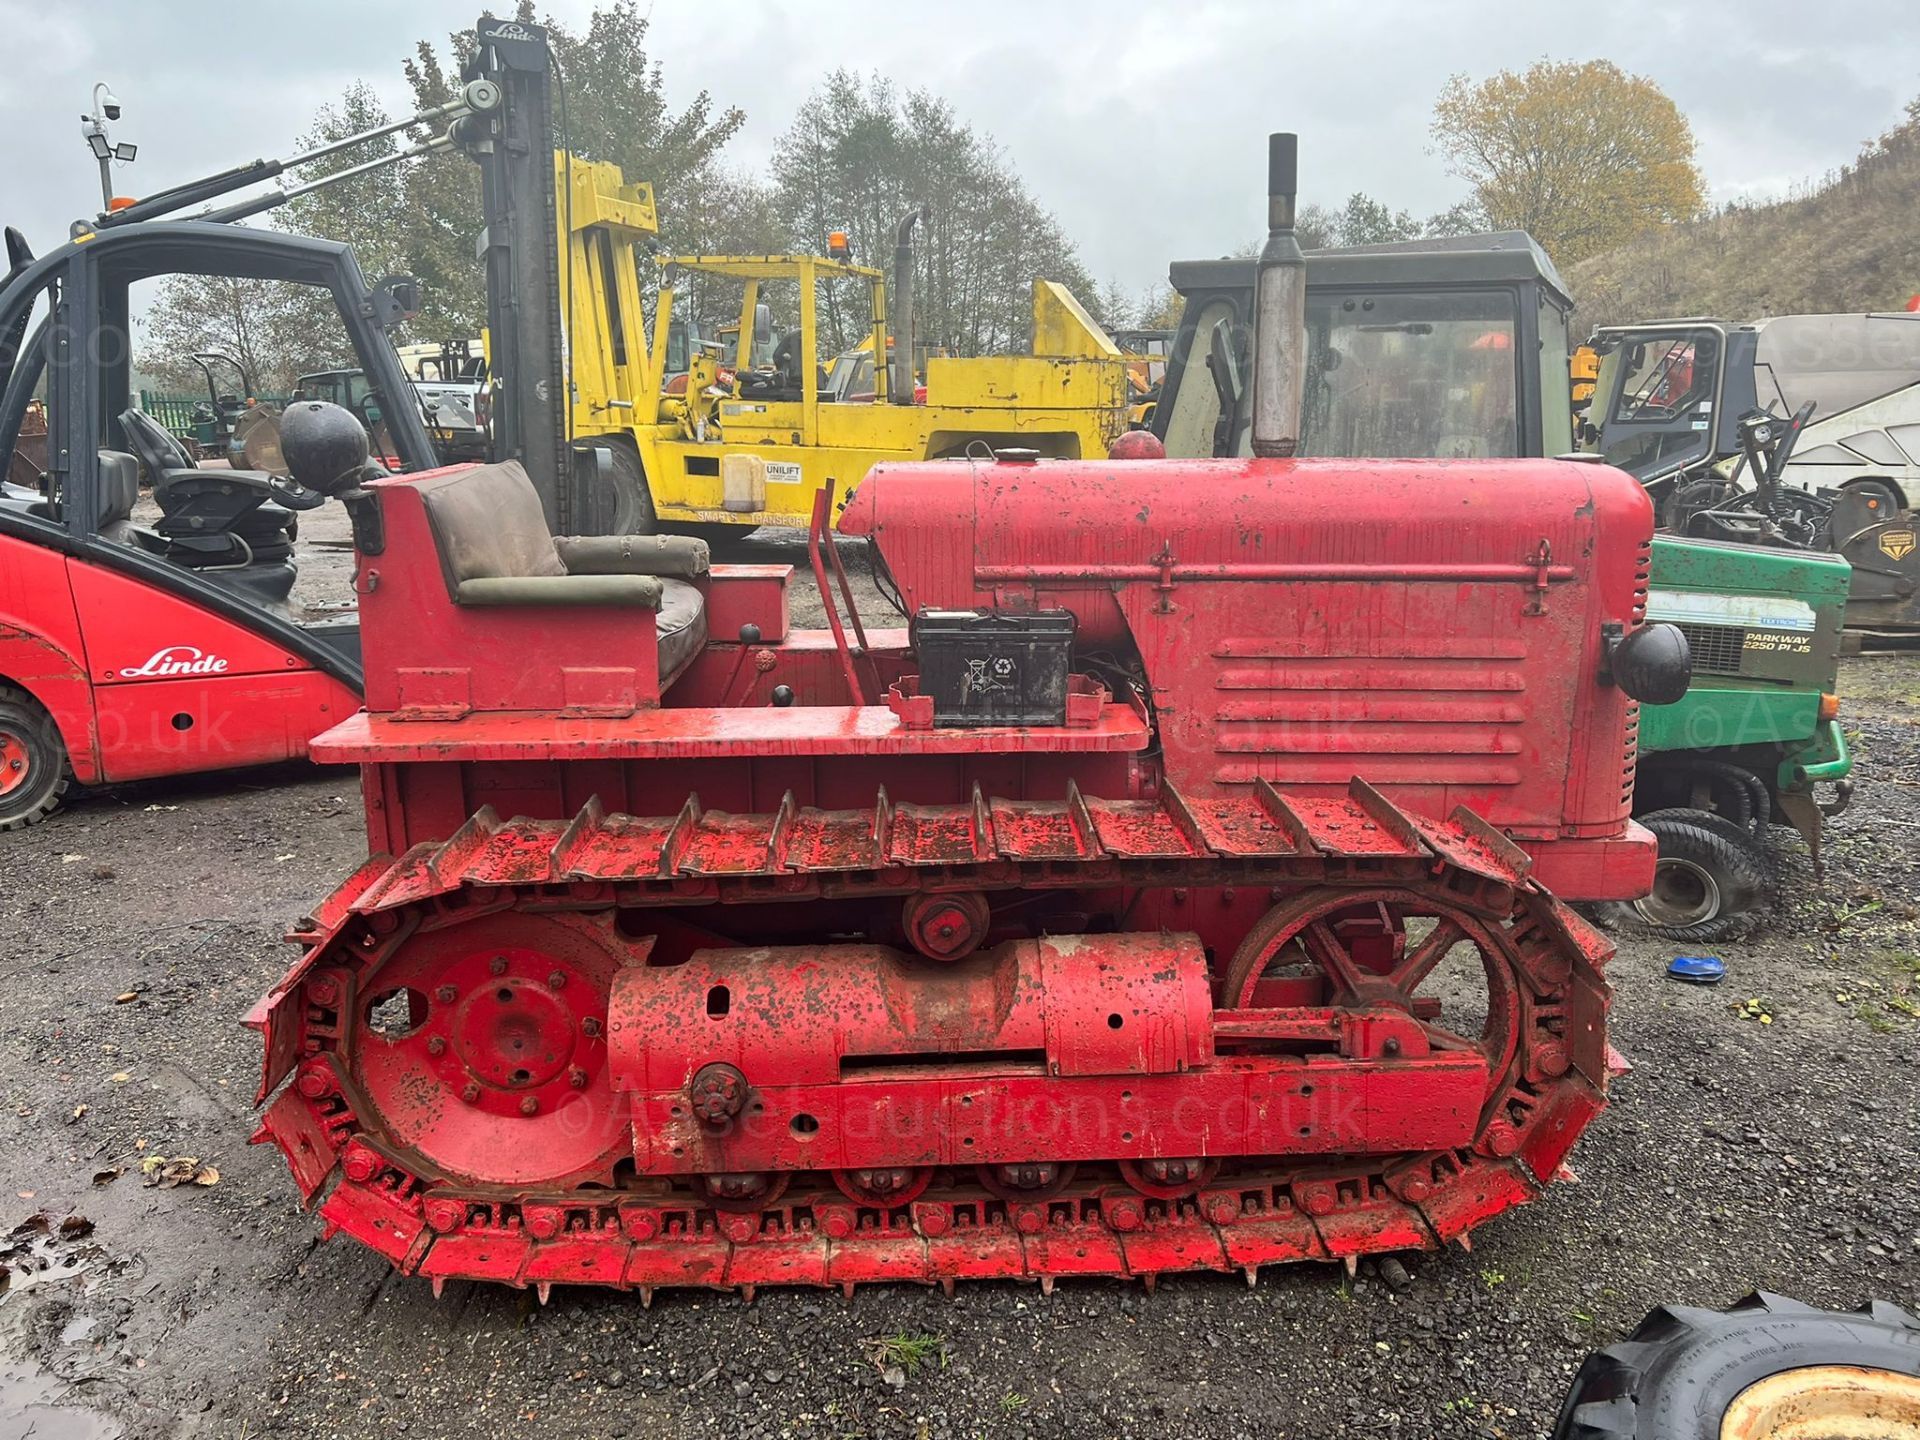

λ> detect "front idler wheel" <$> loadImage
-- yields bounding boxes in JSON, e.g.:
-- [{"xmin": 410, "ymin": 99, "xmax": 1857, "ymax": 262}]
[{"xmin": 345, "ymin": 910, "xmax": 631, "ymax": 1189}]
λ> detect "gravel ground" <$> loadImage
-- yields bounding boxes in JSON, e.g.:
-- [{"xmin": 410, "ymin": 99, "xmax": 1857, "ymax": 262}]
[{"xmin": 2, "ymin": 526, "xmax": 1917, "ymax": 1440}]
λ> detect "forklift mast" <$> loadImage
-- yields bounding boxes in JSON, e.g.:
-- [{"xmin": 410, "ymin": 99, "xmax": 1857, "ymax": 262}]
[
  {"xmin": 72, "ymin": 13, "xmax": 586, "ymax": 533},
  {"xmin": 458, "ymin": 16, "xmax": 574, "ymax": 531}
]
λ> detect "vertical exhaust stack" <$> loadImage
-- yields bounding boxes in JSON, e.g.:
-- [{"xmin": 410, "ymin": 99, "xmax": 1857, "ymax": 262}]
[
  {"xmin": 1250, "ymin": 132, "xmax": 1307, "ymax": 458},
  {"xmin": 889, "ymin": 206, "xmax": 928, "ymax": 405}
]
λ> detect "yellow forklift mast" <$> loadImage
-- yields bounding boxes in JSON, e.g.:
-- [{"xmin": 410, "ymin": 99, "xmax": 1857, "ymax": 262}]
[{"xmin": 554, "ymin": 152, "xmax": 1129, "ymax": 532}]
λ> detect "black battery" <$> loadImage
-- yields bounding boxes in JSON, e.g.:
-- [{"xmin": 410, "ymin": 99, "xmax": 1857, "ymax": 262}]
[{"xmin": 911, "ymin": 608, "xmax": 1076, "ymax": 727}]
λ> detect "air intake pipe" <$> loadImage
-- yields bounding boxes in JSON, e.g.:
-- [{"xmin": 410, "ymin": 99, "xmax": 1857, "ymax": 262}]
[{"xmin": 1250, "ymin": 133, "xmax": 1306, "ymax": 458}]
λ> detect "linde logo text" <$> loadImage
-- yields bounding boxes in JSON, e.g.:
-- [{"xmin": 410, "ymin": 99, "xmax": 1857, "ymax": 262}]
[{"xmin": 118, "ymin": 646, "xmax": 231, "ymax": 680}]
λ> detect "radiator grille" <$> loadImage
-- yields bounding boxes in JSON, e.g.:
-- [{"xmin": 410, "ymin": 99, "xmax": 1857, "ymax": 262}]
[{"xmin": 1676, "ymin": 622, "xmax": 1746, "ymax": 676}]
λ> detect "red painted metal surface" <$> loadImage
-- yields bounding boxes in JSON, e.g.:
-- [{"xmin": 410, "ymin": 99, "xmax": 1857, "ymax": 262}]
[
  {"xmin": 699, "ymin": 564, "xmax": 793, "ymax": 645},
  {"xmin": 310, "ymin": 699, "xmax": 1151, "ymax": 764},
  {"xmin": 840, "ymin": 456, "xmax": 1651, "ymax": 842},
  {"xmin": 254, "ymin": 447, "xmax": 1664, "ymax": 1295}
]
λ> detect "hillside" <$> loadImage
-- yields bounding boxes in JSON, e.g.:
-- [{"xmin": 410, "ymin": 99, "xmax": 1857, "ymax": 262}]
[{"xmin": 1568, "ymin": 99, "xmax": 1920, "ymax": 327}]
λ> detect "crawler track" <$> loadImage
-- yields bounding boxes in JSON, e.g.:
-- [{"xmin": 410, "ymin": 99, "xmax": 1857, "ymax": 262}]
[{"xmin": 251, "ymin": 778, "xmax": 1618, "ymax": 1298}]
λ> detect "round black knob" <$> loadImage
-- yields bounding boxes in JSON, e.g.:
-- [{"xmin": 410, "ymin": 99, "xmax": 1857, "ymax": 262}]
[
  {"xmin": 771, "ymin": 685, "xmax": 794, "ymax": 707},
  {"xmin": 738, "ymin": 623, "xmax": 762, "ymax": 644}
]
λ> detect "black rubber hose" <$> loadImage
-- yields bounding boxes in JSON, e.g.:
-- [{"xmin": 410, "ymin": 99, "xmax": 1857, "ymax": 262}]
[{"xmin": 1692, "ymin": 758, "xmax": 1771, "ymax": 833}]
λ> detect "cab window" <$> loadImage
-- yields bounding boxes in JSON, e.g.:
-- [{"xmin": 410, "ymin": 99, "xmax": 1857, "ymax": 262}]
[
  {"xmin": 1299, "ymin": 289, "xmax": 1519, "ymax": 459},
  {"xmin": 1597, "ymin": 328, "xmax": 1721, "ymax": 480},
  {"xmin": 1161, "ymin": 298, "xmax": 1241, "ymax": 459},
  {"xmin": 1, "ymin": 274, "xmax": 66, "ymax": 525}
]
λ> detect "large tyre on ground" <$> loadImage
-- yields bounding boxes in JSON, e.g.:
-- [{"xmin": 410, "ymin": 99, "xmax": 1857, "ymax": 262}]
[
  {"xmin": 1593, "ymin": 807, "xmax": 1773, "ymax": 942},
  {"xmin": 1554, "ymin": 1291, "xmax": 1920, "ymax": 1439},
  {"xmin": 573, "ymin": 438, "xmax": 654, "ymax": 537},
  {"xmin": 0, "ymin": 684, "xmax": 71, "ymax": 830}
]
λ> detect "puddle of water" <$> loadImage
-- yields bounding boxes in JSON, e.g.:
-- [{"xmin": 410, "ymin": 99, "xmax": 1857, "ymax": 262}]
[
  {"xmin": 1, "ymin": 1357, "xmax": 120, "ymax": 1440},
  {"xmin": 2, "ymin": 1215, "xmax": 101, "ymax": 1302},
  {"xmin": 2, "ymin": 1215, "xmax": 122, "ymax": 1439}
]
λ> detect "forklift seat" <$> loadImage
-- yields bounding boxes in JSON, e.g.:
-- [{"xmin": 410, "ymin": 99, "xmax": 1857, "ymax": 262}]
[
  {"xmin": 416, "ymin": 461, "xmax": 709, "ymax": 675},
  {"xmin": 116, "ymin": 409, "xmax": 299, "ymax": 564},
  {"xmin": 95, "ymin": 449, "xmax": 165, "ymax": 553}
]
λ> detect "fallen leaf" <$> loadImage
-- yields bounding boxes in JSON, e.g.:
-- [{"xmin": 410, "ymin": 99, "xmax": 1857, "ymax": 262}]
[
  {"xmin": 109, "ymin": 1072, "xmax": 130, "ymax": 1084},
  {"xmin": 140, "ymin": 1155, "xmax": 218, "ymax": 1189},
  {"xmin": 114, "ymin": 992, "xmax": 137, "ymax": 1005},
  {"xmin": 91, "ymin": 1168, "xmax": 122, "ymax": 1187}
]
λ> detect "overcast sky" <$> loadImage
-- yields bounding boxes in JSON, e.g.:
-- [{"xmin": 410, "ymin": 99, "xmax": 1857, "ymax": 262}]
[{"xmin": 5, "ymin": 0, "xmax": 1916, "ymax": 300}]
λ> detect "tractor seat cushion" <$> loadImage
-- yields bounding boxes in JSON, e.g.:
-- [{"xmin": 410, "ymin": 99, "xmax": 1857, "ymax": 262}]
[
  {"xmin": 654, "ymin": 577, "xmax": 708, "ymax": 675},
  {"xmin": 417, "ymin": 465, "xmax": 710, "ymax": 675},
  {"xmin": 553, "ymin": 533, "xmax": 710, "ymax": 578}
]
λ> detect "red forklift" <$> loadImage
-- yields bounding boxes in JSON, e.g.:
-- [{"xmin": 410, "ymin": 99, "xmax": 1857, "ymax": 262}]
[
  {"xmin": 0, "ymin": 17, "xmax": 615, "ymax": 827},
  {"xmin": 0, "ymin": 224, "xmax": 438, "ymax": 826}
]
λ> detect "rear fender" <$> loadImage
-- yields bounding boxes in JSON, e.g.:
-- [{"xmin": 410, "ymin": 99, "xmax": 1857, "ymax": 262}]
[{"xmin": 0, "ymin": 627, "xmax": 100, "ymax": 783}]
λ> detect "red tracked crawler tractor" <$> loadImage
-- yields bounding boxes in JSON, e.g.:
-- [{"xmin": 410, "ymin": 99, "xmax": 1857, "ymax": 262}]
[{"xmin": 250, "ymin": 137, "xmax": 1688, "ymax": 1298}]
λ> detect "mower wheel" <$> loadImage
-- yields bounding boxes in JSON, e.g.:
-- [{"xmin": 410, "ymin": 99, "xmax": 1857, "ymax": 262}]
[
  {"xmin": 0, "ymin": 684, "xmax": 71, "ymax": 830},
  {"xmin": 1594, "ymin": 807, "xmax": 1771, "ymax": 942},
  {"xmin": 1554, "ymin": 1291, "xmax": 1920, "ymax": 1439}
]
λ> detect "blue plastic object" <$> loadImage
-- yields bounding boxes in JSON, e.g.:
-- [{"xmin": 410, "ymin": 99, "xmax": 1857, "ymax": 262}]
[{"xmin": 1668, "ymin": 954, "xmax": 1727, "ymax": 984}]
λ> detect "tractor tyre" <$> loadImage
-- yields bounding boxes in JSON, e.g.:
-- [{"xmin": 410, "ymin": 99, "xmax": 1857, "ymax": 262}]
[
  {"xmin": 0, "ymin": 684, "xmax": 71, "ymax": 830},
  {"xmin": 573, "ymin": 438, "xmax": 654, "ymax": 537},
  {"xmin": 1554, "ymin": 1291, "xmax": 1920, "ymax": 1440},
  {"xmin": 1593, "ymin": 808, "xmax": 1772, "ymax": 942}
]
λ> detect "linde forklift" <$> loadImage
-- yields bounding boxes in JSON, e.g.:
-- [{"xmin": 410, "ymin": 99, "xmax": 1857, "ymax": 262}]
[{"xmin": 0, "ymin": 16, "xmax": 625, "ymax": 826}]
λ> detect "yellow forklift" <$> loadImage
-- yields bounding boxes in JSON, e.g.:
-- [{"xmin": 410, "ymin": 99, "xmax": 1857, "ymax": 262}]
[{"xmin": 546, "ymin": 150, "xmax": 1130, "ymax": 535}]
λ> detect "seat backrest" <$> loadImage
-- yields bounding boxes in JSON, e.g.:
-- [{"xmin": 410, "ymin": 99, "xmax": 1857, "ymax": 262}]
[
  {"xmin": 117, "ymin": 408, "xmax": 197, "ymax": 478},
  {"xmin": 417, "ymin": 461, "xmax": 565, "ymax": 586},
  {"xmin": 97, "ymin": 449, "xmax": 140, "ymax": 528}
]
